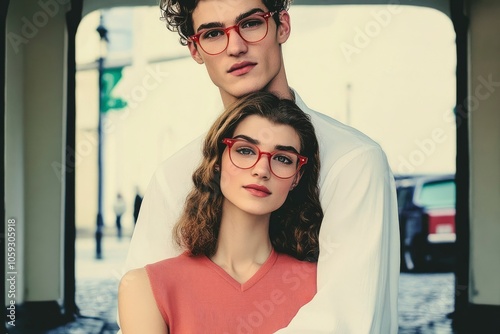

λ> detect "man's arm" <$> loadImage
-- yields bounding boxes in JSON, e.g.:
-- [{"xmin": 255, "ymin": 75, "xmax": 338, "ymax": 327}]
[{"xmin": 276, "ymin": 147, "xmax": 400, "ymax": 333}]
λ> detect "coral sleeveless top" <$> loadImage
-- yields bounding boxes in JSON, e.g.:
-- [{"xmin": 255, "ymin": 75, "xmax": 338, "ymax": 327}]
[{"xmin": 145, "ymin": 249, "xmax": 317, "ymax": 334}]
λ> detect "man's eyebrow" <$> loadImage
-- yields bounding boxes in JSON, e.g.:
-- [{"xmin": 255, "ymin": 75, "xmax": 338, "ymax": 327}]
[
  {"xmin": 196, "ymin": 21, "xmax": 223, "ymax": 32},
  {"xmin": 196, "ymin": 8, "xmax": 266, "ymax": 32},
  {"xmin": 235, "ymin": 8, "xmax": 266, "ymax": 23}
]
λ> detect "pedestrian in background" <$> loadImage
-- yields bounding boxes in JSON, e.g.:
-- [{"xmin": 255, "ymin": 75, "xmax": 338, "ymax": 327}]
[
  {"xmin": 133, "ymin": 187, "xmax": 142, "ymax": 226},
  {"xmin": 113, "ymin": 193, "xmax": 126, "ymax": 240}
]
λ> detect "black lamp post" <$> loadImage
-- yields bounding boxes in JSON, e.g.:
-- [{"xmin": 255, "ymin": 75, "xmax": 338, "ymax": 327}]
[{"xmin": 95, "ymin": 13, "xmax": 108, "ymax": 259}]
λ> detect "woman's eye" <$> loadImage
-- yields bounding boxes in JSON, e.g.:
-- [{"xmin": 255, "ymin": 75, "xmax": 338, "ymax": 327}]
[
  {"xmin": 236, "ymin": 147, "xmax": 255, "ymax": 155},
  {"xmin": 274, "ymin": 155, "xmax": 293, "ymax": 165}
]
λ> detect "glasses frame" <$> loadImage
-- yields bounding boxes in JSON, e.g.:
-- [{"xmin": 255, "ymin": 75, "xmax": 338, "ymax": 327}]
[
  {"xmin": 188, "ymin": 11, "xmax": 276, "ymax": 56},
  {"xmin": 222, "ymin": 138, "xmax": 308, "ymax": 179}
]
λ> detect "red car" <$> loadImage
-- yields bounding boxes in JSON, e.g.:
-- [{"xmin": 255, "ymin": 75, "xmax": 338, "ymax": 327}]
[{"xmin": 395, "ymin": 174, "xmax": 456, "ymax": 271}]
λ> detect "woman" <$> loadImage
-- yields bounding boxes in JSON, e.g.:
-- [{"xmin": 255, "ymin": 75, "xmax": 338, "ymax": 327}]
[{"xmin": 118, "ymin": 91, "xmax": 323, "ymax": 333}]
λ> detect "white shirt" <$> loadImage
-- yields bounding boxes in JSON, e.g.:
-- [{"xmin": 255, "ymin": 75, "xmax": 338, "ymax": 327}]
[{"xmin": 121, "ymin": 92, "xmax": 400, "ymax": 333}]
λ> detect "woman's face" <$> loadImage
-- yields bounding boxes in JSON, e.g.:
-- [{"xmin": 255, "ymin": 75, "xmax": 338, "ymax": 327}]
[{"xmin": 220, "ymin": 115, "xmax": 301, "ymax": 218}]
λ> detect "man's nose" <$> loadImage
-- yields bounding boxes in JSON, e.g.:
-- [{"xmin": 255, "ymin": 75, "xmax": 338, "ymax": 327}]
[{"xmin": 225, "ymin": 28, "xmax": 248, "ymax": 56}]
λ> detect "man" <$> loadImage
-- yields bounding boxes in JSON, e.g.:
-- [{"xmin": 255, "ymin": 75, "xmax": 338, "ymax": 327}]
[
  {"xmin": 121, "ymin": 0, "xmax": 399, "ymax": 332},
  {"xmin": 132, "ymin": 186, "xmax": 142, "ymax": 225},
  {"xmin": 113, "ymin": 193, "xmax": 126, "ymax": 239}
]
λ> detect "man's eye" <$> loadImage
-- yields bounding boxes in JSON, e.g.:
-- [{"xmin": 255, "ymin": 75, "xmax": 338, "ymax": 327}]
[
  {"xmin": 240, "ymin": 18, "xmax": 264, "ymax": 30},
  {"xmin": 202, "ymin": 29, "xmax": 224, "ymax": 40}
]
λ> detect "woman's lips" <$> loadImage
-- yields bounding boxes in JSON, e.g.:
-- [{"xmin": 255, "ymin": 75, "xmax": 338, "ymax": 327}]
[{"xmin": 243, "ymin": 184, "xmax": 271, "ymax": 197}]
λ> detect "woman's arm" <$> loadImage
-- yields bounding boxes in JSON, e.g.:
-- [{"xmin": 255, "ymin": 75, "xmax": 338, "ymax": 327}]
[{"xmin": 118, "ymin": 268, "xmax": 168, "ymax": 334}]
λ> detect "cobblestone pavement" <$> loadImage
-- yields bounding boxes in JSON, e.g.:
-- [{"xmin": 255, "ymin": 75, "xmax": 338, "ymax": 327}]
[
  {"xmin": 40, "ymin": 236, "xmax": 126, "ymax": 334},
  {"xmin": 21, "ymin": 236, "xmax": 458, "ymax": 334},
  {"xmin": 398, "ymin": 272, "xmax": 455, "ymax": 333}
]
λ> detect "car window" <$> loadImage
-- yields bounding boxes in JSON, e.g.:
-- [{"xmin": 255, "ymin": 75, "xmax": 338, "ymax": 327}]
[{"xmin": 417, "ymin": 180, "xmax": 455, "ymax": 208}]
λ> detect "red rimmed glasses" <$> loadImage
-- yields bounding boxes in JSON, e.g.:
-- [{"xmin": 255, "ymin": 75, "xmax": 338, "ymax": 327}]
[
  {"xmin": 222, "ymin": 138, "xmax": 307, "ymax": 179},
  {"xmin": 188, "ymin": 11, "xmax": 276, "ymax": 55}
]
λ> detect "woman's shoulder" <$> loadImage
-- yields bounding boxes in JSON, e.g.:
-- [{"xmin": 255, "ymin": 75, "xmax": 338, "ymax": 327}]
[
  {"xmin": 120, "ymin": 267, "xmax": 149, "ymax": 292},
  {"xmin": 147, "ymin": 251, "xmax": 205, "ymax": 267},
  {"xmin": 275, "ymin": 252, "xmax": 317, "ymax": 272},
  {"xmin": 145, "ymin": 252, "xmax": 208, "ymax": 279},
  {"xmin": 118, "ymin": 266, "xmax": 168, "ymax": 333},
  {"xmin": 119, "ymin": 267, "xmax": 155, "ymax": 313},
  {"xmin": 272, "ymin": 253, "xmax": 317, "ymax": 296}
]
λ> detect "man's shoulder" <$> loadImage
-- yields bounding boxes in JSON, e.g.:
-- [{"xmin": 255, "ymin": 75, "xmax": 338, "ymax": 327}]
[
  {"xmin": 309, "ymin": 109, "xmax": 381, "ymax": 148},
  {"xmin": 294, "ymin": 93, "xmax": 385, "ymax": 164}
]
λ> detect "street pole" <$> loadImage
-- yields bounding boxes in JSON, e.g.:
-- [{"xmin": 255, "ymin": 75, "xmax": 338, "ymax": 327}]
[
  {"xmin": 346, "ymin": 82, "xmax": 352, "ymax": 126},
  {"xmin": 96, "ymin": 13, "xmax": 108, "ymax": 260}
]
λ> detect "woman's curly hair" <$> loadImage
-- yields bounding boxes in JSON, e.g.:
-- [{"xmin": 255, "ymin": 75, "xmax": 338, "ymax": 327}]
[
  {"xmin": 159, "ymin": 0, "xmax": 293, "ymax": 45},
  {"xmin": 173, "ymin": 91, "xmax": 323, "ymax": 262}
]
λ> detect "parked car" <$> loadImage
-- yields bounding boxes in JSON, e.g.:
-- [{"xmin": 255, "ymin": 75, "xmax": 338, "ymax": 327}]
[{"xmin": 395, "ymin": 174, "xmax": 456, "ymax": 271}]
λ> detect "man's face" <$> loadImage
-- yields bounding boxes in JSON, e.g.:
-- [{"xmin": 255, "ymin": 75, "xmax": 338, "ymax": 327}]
[{"xmin": 189, "ymin": 0, "xmax": 291, "ymax": 106}]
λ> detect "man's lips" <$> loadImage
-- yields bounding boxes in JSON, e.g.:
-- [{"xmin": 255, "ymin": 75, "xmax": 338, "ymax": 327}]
[
  {"xmin": 243, "ymin": 184, "xmax": 271, "ymax": 197},
  {"xmin": 228, "ymin": 61, "xmax": 257, "ymax": 75}
]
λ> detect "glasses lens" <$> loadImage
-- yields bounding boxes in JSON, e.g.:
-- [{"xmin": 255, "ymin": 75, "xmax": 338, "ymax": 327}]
[
  {"xmin": 199, "ymin": 14, "xmax": 269, "ymax": 55},
  {"xmin": 198, "ymin": 29, "xmax": 228, "ymax": 55},
  {"xmin": 229, "ymin": 141, "xmax": 299, "ymax": 178},
  {"xmin": 238, "ymin": 15, "xmax": 268, "ymax": 43},
  {"xmin": 229, "ymin": 141, "xmax": 259, "ymax": 168},
  {"xmin": 269, "ymin": 151, "xmax": 299, "ymax": 179}
]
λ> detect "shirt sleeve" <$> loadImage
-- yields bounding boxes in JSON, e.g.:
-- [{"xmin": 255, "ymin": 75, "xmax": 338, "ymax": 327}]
[
  {"xmin": 123, "ymin": 136, "xmax": 203, "ymax": 271},
  {"xmin": 275, "ymin": 146, "xmax": 400, "ymax": 334}
]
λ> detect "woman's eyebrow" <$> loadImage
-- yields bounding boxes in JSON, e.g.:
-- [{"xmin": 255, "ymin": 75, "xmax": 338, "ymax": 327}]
[
  {"xmin": 275, "ymin": 145, "xmax": 300, "ymax": 154},
  {"xmin": 233, "ymin": 135, "xmax": 300, "ymax": 154},
  {"xmin": 232, "ymin": 134, "xmax": 259, "ymax": 144}
]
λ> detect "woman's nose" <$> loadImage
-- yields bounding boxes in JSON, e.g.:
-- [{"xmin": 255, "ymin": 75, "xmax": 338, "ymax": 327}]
[{"xmin": 251, "ymin": 154, "xmax": 271, "ymax": 179}]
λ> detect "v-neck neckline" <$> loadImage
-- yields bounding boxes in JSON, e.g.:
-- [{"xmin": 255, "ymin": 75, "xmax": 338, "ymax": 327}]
[{"xmin": 202, "ymin": 249, "xmax": 278, "ymax": 292}]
